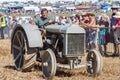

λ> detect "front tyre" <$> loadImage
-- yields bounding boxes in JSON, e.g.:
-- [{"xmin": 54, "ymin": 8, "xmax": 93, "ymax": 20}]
[
  {"xmin": 42, "ymin": 48, "xmax": 57, "ymax": 79},
  {"xmin": 86, "ymin": 49, "xmax": 103, "ymax": 76}
]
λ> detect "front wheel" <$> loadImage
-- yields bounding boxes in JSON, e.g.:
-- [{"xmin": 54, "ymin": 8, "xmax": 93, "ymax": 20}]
[
  {"xmin": 86, "ymin": 49, "xmax": 103, "ymax": 76},
  {"xmin": 42, "ymin": 48, "xmax": 57, "ymax": 79}
]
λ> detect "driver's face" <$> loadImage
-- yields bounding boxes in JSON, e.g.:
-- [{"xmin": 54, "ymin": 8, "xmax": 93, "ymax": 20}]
[{"xmin": 41, "ymin": 11, "xmax": 48, "ymax": 19}]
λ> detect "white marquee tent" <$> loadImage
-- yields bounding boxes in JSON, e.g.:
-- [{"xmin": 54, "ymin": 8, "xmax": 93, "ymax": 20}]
[{"xmin": 23, "ymin": 6, "xmax": 40, "ymax": 12}]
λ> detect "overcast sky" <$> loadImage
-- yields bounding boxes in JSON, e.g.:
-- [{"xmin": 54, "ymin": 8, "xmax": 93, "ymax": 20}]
[
  {"xmin": 0, "ymin": 0, "xmax": 98, "ymax": 3},
  {"xmin": 0, "ymin": 0, "xmax": 119, "ymax": 3}
]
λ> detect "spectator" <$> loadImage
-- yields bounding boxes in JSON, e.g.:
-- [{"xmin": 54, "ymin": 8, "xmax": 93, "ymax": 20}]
[
  {"xmin": 71, "ymin": 14, "xmax": 76, "ymax": 23},
  {"xmin": 79, "ymin": 12, "xmax": 90, "ymax": 51},
  {"xmin": 33, "ymin": 12, "xmax": 40, "ymax": 25},
  {"xmin": 11, "ymin": 16, "xmax": 17, "ymax": 29},
  {"xmin": 58, "ymin": 16, "xmax": 66, "ymax": 25},
  {"xmin": 75, "ymin": 14, "xmax": 80, "ymax": 25},
  {"xmin": 3, "ymin": 15, "xmax": 10, "ymax": 39},
  {"xmin": 0, "ymin": 12, "xmax": 6, "ymax": 39},
  {"xmin": 98, "ymin": 14, "xmax": 109, "ymax": 56},
  {"xmin": 113, "ymin": 12, "xmax": 120, "ymax": 57},
  {"xmin": 79, "ymin": 12, "xmax": 90, "ymax": 28},
  {"xmin": 9, "ymin": 16, "xmax": 17, "ymax": 38},
  {"xmin": 71, "ymin": 14, "xmax": 80, "ymax": 25},
  {"xmin": 86, "ymin": 12, "xmax": 98, "ymax": 50},
  {"xmin": 54, "ymin": 16, "xmax": 59, "ymax": 22},
  {"xmin": 110, "ymin": 5, "xmax": 119, "ymax": 56},
  {"xmin": 65, "ymin": 16, "xmax": 71, "ymax": 23},
  {"xmin": 80, "ymin": 12, "xmax": 89, "ymax": 25},
  {"xmin": 18, "ymin": 17, "xmax": 22, "ymax": 24}
]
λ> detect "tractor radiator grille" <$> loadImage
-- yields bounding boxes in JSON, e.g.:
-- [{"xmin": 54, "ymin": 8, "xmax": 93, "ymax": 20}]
[{"xmin": 67, "ymin": 34, "xmax": 85, "ymax": 57}]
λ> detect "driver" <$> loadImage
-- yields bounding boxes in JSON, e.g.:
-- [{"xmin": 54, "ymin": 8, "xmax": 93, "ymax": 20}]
[
  {"xmin": 31, "ymin": 8, "xmax": 63, "ymax": 52},
  {"xmin": 30, "ymin": 8, "xmax": 54, "ymax": 36},
  {"xmin": 34, "ymin": 8, "xmax": 54, "ymax": 28}
]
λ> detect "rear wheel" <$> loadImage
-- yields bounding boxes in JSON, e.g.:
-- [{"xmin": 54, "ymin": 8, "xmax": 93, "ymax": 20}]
[
  {"xmin": 12, "ymin": 29, "xmax": 36, "ymax": 71},
  {"xmin": 86, "ymin": 49, "xmax": 103, "ymax": 76},
  {"xmin": 42, "ymin": 48, "xmax": 56, "ymax": 79}
]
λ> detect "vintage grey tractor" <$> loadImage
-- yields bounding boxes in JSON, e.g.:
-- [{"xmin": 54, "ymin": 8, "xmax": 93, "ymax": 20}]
[{"xmin": 11, "ymin": 23, "xmax": 103, "ymax": 79}]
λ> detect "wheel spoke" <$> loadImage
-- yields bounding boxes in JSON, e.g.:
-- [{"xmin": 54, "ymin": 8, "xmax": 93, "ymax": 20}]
[
  {"xmin": 14, "ymin": 52, "xmax": 21, "ymax": 62},
  {"xmin": 90, "ymin": 56, "xmax": 93, "ymax": 60},
  {"xmin": 20, "ymin": 33, "xmax": 24, "ymax": 47},
  {"xmin": 47, "ymin": 57, "xmax": 52, "ymax": 72},
  {"xmin": 22, "ymin": 47, "xmax": 26, "ymax": 52},
  {"xmin": 24, "ymin": 41, "xmax": 27, "ymax": 52},
  {"xmin": 18, "ymin": 54, "xmax": 23, "ymax": 69},
  {"xmin": 13, "ymin": 44, "xmax": 21, "ymax": 50},
  {"xmin": 16, "ymin": 33, "xmax": 22, "ymax": 47},
  {"xmin": 46, "ymin": 54, "xmax": 51, "ymax": 66}
]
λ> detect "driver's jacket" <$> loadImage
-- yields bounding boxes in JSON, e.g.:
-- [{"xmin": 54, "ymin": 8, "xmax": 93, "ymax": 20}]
[{"xmin": 35, "ymin": 16, "xmax": 52, "ymax": 28}]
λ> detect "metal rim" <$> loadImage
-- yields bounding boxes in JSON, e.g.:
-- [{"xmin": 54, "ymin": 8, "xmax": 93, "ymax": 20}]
[
  {"xmin": 12, "ymin": 30, "xmax": 26, "ymax": 70},
  {"xmin": 86, "ymin": 49, "xmax": 103, "ymax": 76},
  {"xmin": 42, "ymin": 48, "xmax": 56, "ymax": 78}
]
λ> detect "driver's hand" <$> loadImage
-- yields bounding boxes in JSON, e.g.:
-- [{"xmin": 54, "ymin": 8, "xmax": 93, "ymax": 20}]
[
  {"xmin": 42, "ymin": 30, "xmax": 46, "ymax": 36},
  {"xmin": 48, "ymin": 20, "xmax": 54, "ymax": 24},
  {"xmin": 29, "ymin": 20, "xmax": 36, "ymax": 25}
]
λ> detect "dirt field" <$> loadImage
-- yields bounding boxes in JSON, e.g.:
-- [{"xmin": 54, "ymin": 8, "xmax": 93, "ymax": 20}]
[{"xmin": 0, "ymin": 39, "xmax": 120, "ymax": 80}]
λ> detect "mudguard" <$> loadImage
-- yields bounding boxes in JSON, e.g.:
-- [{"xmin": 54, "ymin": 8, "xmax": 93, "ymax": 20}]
[{"xmin": 11, "ymin": 23, "xmax": 43, "ymax": 48}]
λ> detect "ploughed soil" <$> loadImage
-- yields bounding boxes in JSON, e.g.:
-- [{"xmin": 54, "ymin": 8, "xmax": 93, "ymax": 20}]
[{"xmin": 0, "ymin": 39, "xmax": 120, "ymax": 80}]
